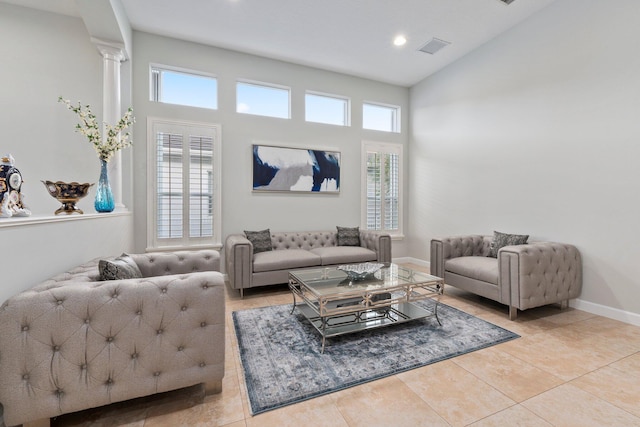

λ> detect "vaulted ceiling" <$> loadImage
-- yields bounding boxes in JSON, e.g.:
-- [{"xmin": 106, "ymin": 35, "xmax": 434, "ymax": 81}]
[{"xmin": 4, "ymin": 0, "xmax": 558, "ymax": 86}]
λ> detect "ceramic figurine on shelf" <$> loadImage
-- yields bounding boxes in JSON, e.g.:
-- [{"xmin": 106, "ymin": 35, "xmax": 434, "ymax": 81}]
[{"xmin": 0, "ymin": 154, "xmax": 31, "ymax": 218}]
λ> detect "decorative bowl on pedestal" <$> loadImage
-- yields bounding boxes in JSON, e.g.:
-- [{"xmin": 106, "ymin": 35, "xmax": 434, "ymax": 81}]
[{"xmin": 42, "ymin": 181, "xmax": 93, "ymax": 215}]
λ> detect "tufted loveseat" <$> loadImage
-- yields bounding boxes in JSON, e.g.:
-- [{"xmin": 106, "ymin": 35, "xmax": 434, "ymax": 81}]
[
  {"xmin": 225, "ymin": 230, "xmax": 392, "ymax": 297},
  {"xmin": 430, "ymin": 235, "xmax": 582, "ymax": 320},
  {"xmin": 0, "ymin": 250, "xmax": 225, "ymax": 427}
]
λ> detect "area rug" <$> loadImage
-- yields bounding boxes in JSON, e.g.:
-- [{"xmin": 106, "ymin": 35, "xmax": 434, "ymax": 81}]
[{"xmin": 233, "ymin": 299, "xmax": 519, "ymax": 415}]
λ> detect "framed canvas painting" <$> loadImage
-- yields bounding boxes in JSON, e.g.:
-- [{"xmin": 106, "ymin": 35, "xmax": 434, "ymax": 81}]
[{"xmin": 252, "ymin": 144, "xmax": 340, "ymax": 193}]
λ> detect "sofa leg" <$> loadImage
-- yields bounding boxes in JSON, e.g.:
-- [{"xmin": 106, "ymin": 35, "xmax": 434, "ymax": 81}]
[
  {"xmin": 509, "ymin": 306, "xmax": 518, "ymax": 320},
  {"xmin": 23, "ymin": 418, "xmax": 50, "ymax": 427},
  {"xmin": 559, "ymin": 300, "xmax": 569, "ymax": 310},
  {"xmin": 204, "ymin": 380, "xmax": 223, "ymax": 395}
]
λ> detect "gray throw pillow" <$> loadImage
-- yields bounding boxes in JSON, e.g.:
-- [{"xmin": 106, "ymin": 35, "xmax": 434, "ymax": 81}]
[
  {"xmin": 489, "ymin": 231, "xmax": 529, "ymax": 258},
  {"xmin": 337, "ymin": 226, "xmax": 361, "ymax": 246},
  {"xmin": 99, "ymin": 253, "xmax": 143, "ymax": 280},
  {"xmin": 244, "ymin": 229, "xmax": 273, "ymax": 254}
]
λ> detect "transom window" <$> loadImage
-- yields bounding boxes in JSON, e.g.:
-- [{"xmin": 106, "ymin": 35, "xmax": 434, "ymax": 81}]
[
  {"xmin": 305, "ymin": 91, "xmax": 350, "ymax": 126},
  {"xmin": 150, "ymin": 65, "xmax": 218, "ymax": 110},
  {"xmin": 362, "ymin": 102, "xmax": 401, "ymax": 133},
  {"xmin": 236, "ymin": 80, "xmax": 290, "ymax": 119}
]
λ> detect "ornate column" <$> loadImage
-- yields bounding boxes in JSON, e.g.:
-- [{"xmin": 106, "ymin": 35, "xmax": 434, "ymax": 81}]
[{"xmin": 94, "ymin": 39, "xmax": 126, "ymax": 210}]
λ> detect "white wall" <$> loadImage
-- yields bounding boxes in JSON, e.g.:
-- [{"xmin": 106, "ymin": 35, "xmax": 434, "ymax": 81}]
[
  {"xmin": 409, "ymin": 0, "xmax": 640, "ymax": 320},
  {"xmin": 1, "ymin": 4, "xmax": 103, "ymax": 209},
  {"xmin": 131, "ymin": 32, "xmax": 410, "ymax": 256},
  {"xmin": 0, "ymin": 4, "xmax": 133, "ymax": 303}
]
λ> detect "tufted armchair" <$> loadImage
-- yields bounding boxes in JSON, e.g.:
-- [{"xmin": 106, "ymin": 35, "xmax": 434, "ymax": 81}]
[
  {"xmin": 0, "ymin": 250, "xmax": 224, "ymax": 427},
  {"xmin": 430, "ymin": 235, "xmax": 582, "ymax": 320}
]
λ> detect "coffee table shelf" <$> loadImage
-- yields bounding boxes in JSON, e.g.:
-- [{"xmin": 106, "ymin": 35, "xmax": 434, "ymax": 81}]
[
  {"xmin": 289, "ymin": 264, "xmax": 444, "ymax": 353},
  {"xmin": 296, "ymin": 301, "xmax": 436, "ymax": 338}
]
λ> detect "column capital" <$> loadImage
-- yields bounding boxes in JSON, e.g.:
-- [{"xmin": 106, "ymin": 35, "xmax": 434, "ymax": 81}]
[{"xmin": 91, "ymin": 37, "xmax": 127, "ymax": 62}]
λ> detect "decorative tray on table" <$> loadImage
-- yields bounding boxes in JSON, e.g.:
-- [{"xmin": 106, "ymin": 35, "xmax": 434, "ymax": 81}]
[{"xmin": 337, "ymin": 262, "xmax": 384, "ymax": 281}]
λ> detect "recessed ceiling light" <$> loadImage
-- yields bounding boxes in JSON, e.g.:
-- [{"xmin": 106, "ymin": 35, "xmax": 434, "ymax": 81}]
[{"xmin": 393, "ymin": 35, "xmax": 407, "ymax": 47}]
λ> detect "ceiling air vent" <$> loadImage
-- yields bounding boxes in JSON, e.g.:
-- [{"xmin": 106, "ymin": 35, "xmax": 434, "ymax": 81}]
[
  {"xmin": 418, "ymin": 38, "xmax": 451, "ymax": 55},
  {"xmin": 499, "ymin": 0, "xmax": 516, "ymax": 4}
]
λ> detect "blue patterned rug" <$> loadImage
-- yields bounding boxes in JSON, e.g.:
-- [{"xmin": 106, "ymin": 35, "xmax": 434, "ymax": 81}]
[{"xmin": 233, "ymin": 299, "xmax": 519, "ymax": 415}]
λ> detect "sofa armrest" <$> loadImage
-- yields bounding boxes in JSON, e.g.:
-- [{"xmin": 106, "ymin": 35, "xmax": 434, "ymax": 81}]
[
  {"xmin": 498, "ymin": 242, "xmax": 582, "ymax": 311},
  {"xmin": 0, "ymin": 271, "xmax": 225, "ymax": 427},
  {"xmin": 359, "ymin": 230, "xmax": 392, "ymax": 263},
  {"xmin": 224, "ymin": 234, "xmax": 252, "ymax": 290},
  {"xmin": 430, "ymin": 238, "xmax": 445, "ymax": 278},
  {"xmin": 132, "ymin": 249, "xmax": 220, "ymax": 277},
  {"xmin": 430, "ymin": 235, "xmax": 488, "ymax": 277}
]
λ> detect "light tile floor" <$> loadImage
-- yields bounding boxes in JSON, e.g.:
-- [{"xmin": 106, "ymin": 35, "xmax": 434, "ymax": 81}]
[{"xmin": 51, "ymin": 264, "xmax": 640, "ymax": 427}]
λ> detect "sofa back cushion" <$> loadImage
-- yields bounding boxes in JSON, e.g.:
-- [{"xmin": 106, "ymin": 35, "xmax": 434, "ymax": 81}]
[
  {"xmin": 133, "ymin": 250, "xmax": 221, "ymax": 277},
  {"xmin": 271, "ymin": 231, "xmax": 338, "ymax": 251},
  {"xmin": 443, "ymin": 235, "xmax": 492, "ymax": 259}
]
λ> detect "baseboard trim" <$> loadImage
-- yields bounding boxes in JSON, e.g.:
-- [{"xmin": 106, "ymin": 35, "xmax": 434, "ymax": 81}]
[
  {"xmin": 571, "ymin": 299, "xmax": 640, "ymax": 327},
  {"xmin": 393, "ymin": 257, "xmax": 430, "ymax": 268}
]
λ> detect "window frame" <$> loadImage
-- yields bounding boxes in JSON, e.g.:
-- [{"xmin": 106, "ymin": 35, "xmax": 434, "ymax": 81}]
[
  {"xmin": 146, "ymin": 117, "xmax": 222, "ymax": 251},
  {"xmin": 304, "ymin": 90, "xmax": 351, "ymax": 127},
  {"xmin": 362, "ymin": 101, "xmax": 401, "ymax": 133},
  {"xmin": 149, "ymin": 64, "xmax": 218, "ymax": 110},
  {"xmin": 360, "ymin": 140, "xmax": 403, "ymax": 238},
  {"xmin": 236, "ymin": 79, "xmax": 291, "ymax": 119}
]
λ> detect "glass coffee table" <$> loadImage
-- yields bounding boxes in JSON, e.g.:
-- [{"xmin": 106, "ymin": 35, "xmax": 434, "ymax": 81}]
[{"xmin": 288, "ymin": 263, "xmax": 444, "ymax": 353}]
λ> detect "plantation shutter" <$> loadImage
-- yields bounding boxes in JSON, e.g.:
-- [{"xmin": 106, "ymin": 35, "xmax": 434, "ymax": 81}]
[
  {"xmin": 385, "ymin": 152, "xmax": 399, "ymax": 230},
  {"xmin": 157, "ymin": 132, "xmax": 183, "ymax": 239},
  {"xmin": 188, "ymin": 135, "xmax": 214, "ymax": 238},
  {"xmin": 364, "ymin": 142, "xmax": 401, "ymax": 234},
  {"xmin": 366, "ymin": 152, "xmax": 382, "ymax": 230},
  {"xmin": 150, "ymin": 120, "xmax": 221, "ymax": 249}
]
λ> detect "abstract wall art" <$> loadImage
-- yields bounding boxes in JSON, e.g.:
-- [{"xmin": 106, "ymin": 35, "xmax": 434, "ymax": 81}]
[{"xmin": 252, "ymin": 144, "xmax": 340, "ymax": 193}]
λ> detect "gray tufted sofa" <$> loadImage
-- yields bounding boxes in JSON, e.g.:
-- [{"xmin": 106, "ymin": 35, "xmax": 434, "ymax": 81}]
[
  {"xmin": 0, "ymin": 250, "xmax": 225, "ymax": 427},
  {"xmin": 225, "ymin": 230, "xmax": 392, "ymax": 297},
  {"xmin": 430, "ymin": 235, "xmax": 582, "ymax": 320}
]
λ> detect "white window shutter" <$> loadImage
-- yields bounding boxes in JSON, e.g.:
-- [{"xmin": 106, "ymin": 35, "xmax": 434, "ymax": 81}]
[
  {"xmin": 188, "ymin": 135, "xmax": 214, "ymax": 238},
  {"xmin": 156, "ymin": 132, "xmax": 183, "ymax": 239},
  {"xmin": 148, "ymin": 119, "xmax": 222, "ymax": 250},
  {"xmin": 362, "ymin": 141, "xmax": 402, "ymax": 235}
]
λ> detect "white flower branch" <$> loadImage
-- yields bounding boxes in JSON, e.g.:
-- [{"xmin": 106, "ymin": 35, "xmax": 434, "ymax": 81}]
[{"xmin": 58, "ymin": 97, "xmax": 135, "ymax": 162}]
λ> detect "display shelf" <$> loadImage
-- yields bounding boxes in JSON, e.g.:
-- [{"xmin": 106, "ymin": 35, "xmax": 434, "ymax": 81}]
[{"xmin": 0, "ymin": 210, "xmax": 131, "ymax": 228}]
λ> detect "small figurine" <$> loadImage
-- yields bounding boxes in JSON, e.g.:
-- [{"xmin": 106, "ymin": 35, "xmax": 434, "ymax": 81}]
[{"xmin": 0, "ymin": 154, "xmax": 31, "ymax": 218}]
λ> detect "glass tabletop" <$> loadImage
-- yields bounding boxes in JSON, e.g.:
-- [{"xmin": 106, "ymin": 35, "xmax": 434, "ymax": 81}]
[{"xmin": 289, "ymin": 263, "xmax": 442, "ymax": 298}]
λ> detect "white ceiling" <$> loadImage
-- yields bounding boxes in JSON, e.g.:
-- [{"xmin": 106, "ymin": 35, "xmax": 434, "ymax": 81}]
[{"xmin": 4, "ymin": 0, "xmax": 558, "ymax": 86}]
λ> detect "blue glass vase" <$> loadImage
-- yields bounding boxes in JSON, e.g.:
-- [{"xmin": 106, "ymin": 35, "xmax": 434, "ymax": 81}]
[{"xmin": 95, "ymin": 159, "xmax": 115, "ymax": 213}]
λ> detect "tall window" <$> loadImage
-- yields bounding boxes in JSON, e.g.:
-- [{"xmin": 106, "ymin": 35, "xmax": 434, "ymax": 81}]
[
  {"xmin": 305, "ymin": 91, "xmax": 350, "ymax": 126},
  {"xmin": 361, "ymin": 141, "xmax": 402, "ymax": 236},
  {"xmin": 148, "ymin": 119, "xmax": 222, "ymax": 249},
  {"xmin": 236, "ymin": 80, "xmax": 290, "ymax": 119},
  {"xmin": 150, "ymin": 65, "xmax": 218, "ymax": 110},
  {"xmin": 362, "ymin": 102, "xmax": 401, "ymax": 133}
]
